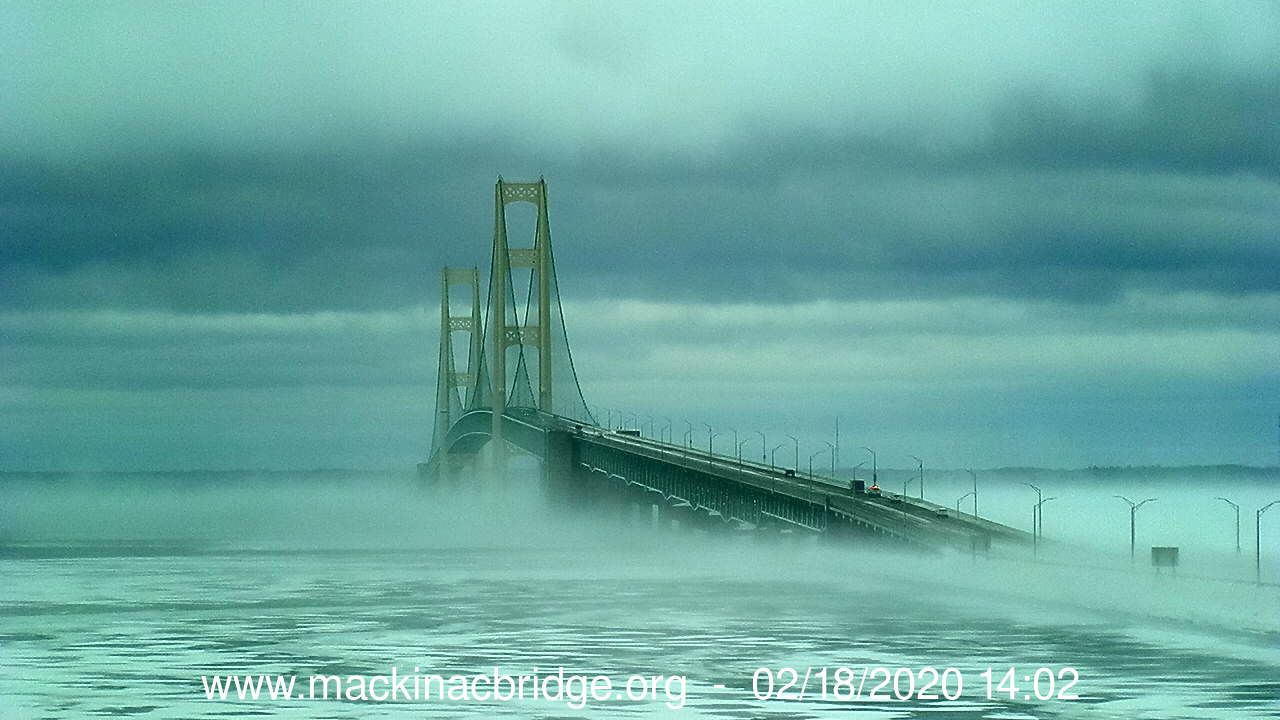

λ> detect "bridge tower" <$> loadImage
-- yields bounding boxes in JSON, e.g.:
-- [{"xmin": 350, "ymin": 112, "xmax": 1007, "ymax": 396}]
[
  {"xmin": 425, "ymin": 178, "xmax": 595, "ymax": 479},
  {"xmin": 488, "ymin": 178, "xmax": 556, "ymax": 468},
  {"xmin": 431, "ymin": 266, "xmax": 482, "ymax": 459}
]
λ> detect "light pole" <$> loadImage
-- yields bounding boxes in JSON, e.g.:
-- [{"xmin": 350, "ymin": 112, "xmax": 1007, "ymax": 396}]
[
  {"xmin": 708, "ymin": 431, "xmax": 723, "ymax": 467},
  {"xmin": 809, "ymin": 447, "xmax": 828, "ymax": 479},
  {"xmin": 823, "ymin": 441, "xmax": 836, "ymax": 476},
  {"xmin": 683, "ymin": 419, "xmax": 693, "ymax": 447},
  {"xmin": 861, "ymin": 447, "xmax": 877, "ymax": 486},
  {"xmin": 661, "ymin": 417, "xmax": 672, "ymax": 444},
  {"xmin": 834, "ymin": 416, "xmax": 840, "ymax": 472},
  {"xmin": 606, "ymin": 408, "xmax": 614, "ymax": 429},
  {"xmin": 787, "ymin": 435, "xmax": 799, "ymax": 472},
  {"xmin": 737, "ymin": 438, "xmax": 750, "ymax": 464},
  {"xmin": 1033, "ymin": 497, "xmax": 1057, "ymax": 558},
  {"xmin": 966, "ymin": 469, "xmax": 978, "ymax": 517},
  {"xmin": 903, "ymin": 476, "xmax": 914, "ymax": 499},
  {"xmin": 909, "ymin": 454, "xmax": 924, "ymax": 500},
  {"xmin": 755, "ymin": 430, "xmax": 767, "ymax": 464},
  {"xmin": 956, "ymin": 491, "xmax": 975, "ymax": 513},
  {"xmin": 1038, "ymin": 497, "xmax": 1057, "ymax": 536},
  {"xmin": 770, "ymin": 443, "xmax": 786, "ymax": 468},
  {"xmin": 1022, "ymin": 482, "xmax": 1043, "ymax": 541},
  {"xmin": 643, "ymin": 415, "xmax": 654, "ymax": 438},
  {"xmin": 1114, "ymin": 495, "xmax": 1157, "ymax": 563},
  {"xmin": 849, "ymin": 461, "xmax": 866, "ymax": 491},
  {"xmin": 1214, "ymin": 497, "xmax": 1240, "ymax": 554},
  {"xmin": 1257, "ymin": 500, "xmax": 1280, "ymax": 585}
]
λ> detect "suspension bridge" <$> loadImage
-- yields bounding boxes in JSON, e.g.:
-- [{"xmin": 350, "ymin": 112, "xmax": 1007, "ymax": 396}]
[{"xmin": 419, "ymin": 178, "xmax": 1027, "ymax": 552}]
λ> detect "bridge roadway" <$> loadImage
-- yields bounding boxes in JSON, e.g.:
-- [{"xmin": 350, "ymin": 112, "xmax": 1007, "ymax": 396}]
[
  {"xmin": 425, "ymin": 408, "xmax": 1030, "ymax": 552},
  {"xmin": 573, "ymin": 424, "xmax": 1026, "ymax": 550}
]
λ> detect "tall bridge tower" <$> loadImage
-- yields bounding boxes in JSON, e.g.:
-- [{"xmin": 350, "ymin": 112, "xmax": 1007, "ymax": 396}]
[
  {"xmin": 487, "ymin": 178, "xmax": 554, "ymax": 467},
  {"xmin": 429, "ymin": 177, "xmax": 595, "ymax": 473}
]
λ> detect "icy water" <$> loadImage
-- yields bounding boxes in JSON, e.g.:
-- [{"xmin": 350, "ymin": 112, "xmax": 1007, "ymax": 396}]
[{"xmin": 2, "ymin": 468, "xmax": 1278, "ymax": 719}]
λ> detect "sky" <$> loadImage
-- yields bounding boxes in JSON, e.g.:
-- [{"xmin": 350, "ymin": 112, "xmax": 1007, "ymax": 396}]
[{"xmin": 1, "ymin": 1, "xmax": 1278, "ymax": 470}]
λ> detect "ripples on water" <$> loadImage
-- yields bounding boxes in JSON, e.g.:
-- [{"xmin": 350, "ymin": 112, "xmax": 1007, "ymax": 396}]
[{"xmin": 1, "ymin": 470, "xmax": 1277, "ymax": 718}]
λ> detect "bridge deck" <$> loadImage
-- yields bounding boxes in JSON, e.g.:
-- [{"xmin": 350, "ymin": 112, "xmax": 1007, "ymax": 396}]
[
  {"xmin": 573, "ymin": 424, "xmax": 1028, "ymax": 549},
  {"xmin": 423, "ymin": 409, "xmax": 1030, "ymax": 551}
]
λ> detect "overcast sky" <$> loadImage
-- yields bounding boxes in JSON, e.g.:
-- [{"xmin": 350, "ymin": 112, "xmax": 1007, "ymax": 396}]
[{"xmin": 2, "ymin": 1, "xmax": 1277, "ymax": 470}]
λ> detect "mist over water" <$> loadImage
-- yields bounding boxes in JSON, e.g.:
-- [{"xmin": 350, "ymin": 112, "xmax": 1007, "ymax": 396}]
[{"xmin": 1, "ymin": 465, "xmax": 1278, "ymax": 718}]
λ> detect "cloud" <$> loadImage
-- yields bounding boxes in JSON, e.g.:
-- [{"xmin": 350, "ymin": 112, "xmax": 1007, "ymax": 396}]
[
  {"xmin": 3, "ymin": 2, "xmax": 1277, "ymax": 311},
  {"xmin": 0, "ymin": 307, "xmax": 433, "ymax": 390},
  {"xmin": 4, "ymin": 2, "xmax": 1277, "ymax": 157},
  {"xmin": 2, "ymin": 2, "xmax": 1277, "ymax": 468},
  {"xmin": 1, "ymin": 295, "xmax": 1275, "ymax": 468},
  {"xmin": 4, "ymin": 117, "xmax": 1279, "ymax": 312},
  {"xmin": 983, "ymin": 66, "xmax": 1280, "ymax": 178}
]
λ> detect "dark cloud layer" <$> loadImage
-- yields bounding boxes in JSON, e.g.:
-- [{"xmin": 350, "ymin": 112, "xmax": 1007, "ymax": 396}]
[
  {"xmin": 3, "ymin": 63, "xmax": 1278, "ymax": 313},
  {"xmin": 986, "ymin": 67, "xmax": 1280, "ymax": 178}
]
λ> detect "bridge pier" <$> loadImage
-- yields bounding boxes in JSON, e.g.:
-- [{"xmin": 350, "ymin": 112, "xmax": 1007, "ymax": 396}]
[{"xmin": 543, "ymin": 430, "xmax": 576, "ymax": 483}]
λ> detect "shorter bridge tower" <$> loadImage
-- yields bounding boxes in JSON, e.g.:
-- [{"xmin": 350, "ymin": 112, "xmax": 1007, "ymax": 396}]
[{"xmin": 431, "ymin": 266, "xmax": 482, "ymax": 458}]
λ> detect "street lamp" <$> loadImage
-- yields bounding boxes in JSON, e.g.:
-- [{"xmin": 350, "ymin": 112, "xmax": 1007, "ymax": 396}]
[
  {"xmin": 1214, "ymin": 497, "xmax": 1240, "ymax": 554},
  {"xmin": 903, "ymin": 476, "xmax": 914, "ymax": 499},
  {"xmin": 966, "ymin": 469, "xmax": 978, "ymax": 517},
  {"xmin": 787, "ymin": 435, "xmax": 799, "ymax": 472},
  {"xmin": 809, "ymin": 447, "xmax": 828, "ymax": 479},
  {"xmin": 770, "ymin": 443, "xmax": 786, "ymax": 468},
  {"xmin": 606, "ymin": 408, "xmax": 614, "ymax": 429},
  {"xmin": 755, "ymin": 430, "xmax": 767, "ymax": 464},
  {"xmin": 909, "ymin": 454, "xmax": 924, "ymax": 500},
  {"xmin": 661, "ymin": 417, "xmax": 672, "ymax": 444},
  {"xmin": 849, "ymin": 461, "xmax": 866, "ymax": 491},
  {"xmin": 861, "ymin": 447, "xmax": 877, "ymax": 485},
  {"xmin": 708, "ymin": 431, "xmax": 723, "ymax": 466},
  {"xmin": 1114, "ymin": 495, "xmax": 1157, "ymax": 562},
  {"xmin": 1022, "ymin": 482, "xmax": 1043, "ymax": 541},
  {"xmin": 1257, "ymin": 500, "xmax": 1280, "ymax": 585},
  {"xmin": 1038, "ymin": 497, "xmax": 1057, "ymax": 534},
  {"xmin": 823, "ymin": 441, "xmax": 836, "ymax": 476},
  {"xmin": 1033, "ymin": 497, "xmax": 1057, "ymax": 558},
  {"xmin": 956, "ymin": 491, "xmax": 975, "ymax": 513},
  {"xmin": 683, "ymin": 419, "xmax": 693, "ymax": 448},
  {"xmin": 737, "ymin": 438, "xmax": 751, "ymax": 464},
  {"xmin": 727, "ymin": 427, "xmax": 739, "ymax": 463},
  {"xmin": 834, "ymin": 416, "xmax": 840, "ymax": 470},
  {"xmin": 643, "ymin": 415, "xmax": 654, "ymax": 438}
]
